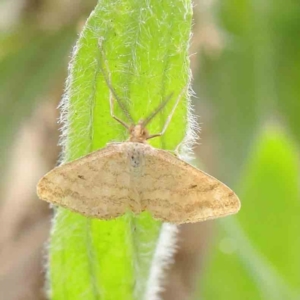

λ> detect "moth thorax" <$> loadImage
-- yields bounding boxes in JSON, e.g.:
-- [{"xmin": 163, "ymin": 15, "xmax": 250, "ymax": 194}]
[{"xmin": 128, "ymin": 121, "xmax": 149, "ymax": 143}]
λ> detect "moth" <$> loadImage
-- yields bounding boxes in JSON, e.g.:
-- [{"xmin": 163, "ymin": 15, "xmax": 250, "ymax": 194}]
[{"xmin": 37, "ymin": 43, "xmax": 240, "ymax": 224}]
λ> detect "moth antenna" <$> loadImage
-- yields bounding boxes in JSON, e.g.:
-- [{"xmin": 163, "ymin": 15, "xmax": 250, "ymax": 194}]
[
  {"xmin": 147, "ymin": 85, "xmax": 187, "ymax": 140},
  {"xmin": 98, "ymin": 38, "xmax": 134, "ymax": 125},
  {"xmin": 142, "ymin": 93, "xmax": 173, "ymax": 127}
]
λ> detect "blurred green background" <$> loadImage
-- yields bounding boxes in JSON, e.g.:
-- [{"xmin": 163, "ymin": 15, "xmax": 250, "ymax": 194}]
[{"xmin": 0, "ymin": 0, "xmax": 299, "ymax": 300}]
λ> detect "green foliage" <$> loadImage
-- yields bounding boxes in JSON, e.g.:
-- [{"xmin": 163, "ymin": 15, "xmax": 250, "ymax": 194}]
[
  {"xmin": 194, "ymin": 0, "xmax": 300, "ymax": 298},
  {"xmin": 199, "ymin": 128, "xmax": 300, "ymax": 300},
  {"xmin": 49, "ymin": 1, "xmax": 192, "ymax": 300}
]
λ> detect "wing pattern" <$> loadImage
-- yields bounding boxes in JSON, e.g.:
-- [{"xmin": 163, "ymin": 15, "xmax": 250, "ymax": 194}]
[
  {"xmin": 37, "ymin": 142, "xmax": 240, "ymax": 223},
  {"xmin": 37, "ymin": 144, "xmax": 131, "ymax": 219}
]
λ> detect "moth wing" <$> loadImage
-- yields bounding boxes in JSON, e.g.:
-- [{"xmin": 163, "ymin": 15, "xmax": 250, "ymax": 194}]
[
  {"xmin": 37, "ymin": 145, "xmax": 130, "ymax": 219},
  {"xmin": 139, "ymin": 148, "xmax": 241, "ymax": 224}
]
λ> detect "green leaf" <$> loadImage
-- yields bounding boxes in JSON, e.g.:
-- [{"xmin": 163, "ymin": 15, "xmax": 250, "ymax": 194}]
[
  {"xmin": 49, "ymin": 1, "xmax": 193, "ymax": 300},
  {"xmin": 198, "ymin": 126, "xmax": 300, "ymax": 299}
]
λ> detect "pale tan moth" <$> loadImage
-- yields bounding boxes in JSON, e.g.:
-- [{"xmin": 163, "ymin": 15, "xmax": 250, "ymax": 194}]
[{"xmin": 36, "ymin": 42, "xmax": 240, "ymax": 224}]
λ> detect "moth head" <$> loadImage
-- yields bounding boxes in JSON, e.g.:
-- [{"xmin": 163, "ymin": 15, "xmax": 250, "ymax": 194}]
[{"xmin": 128, "ymin": 120, "xmax": 150, "ymax": 143}]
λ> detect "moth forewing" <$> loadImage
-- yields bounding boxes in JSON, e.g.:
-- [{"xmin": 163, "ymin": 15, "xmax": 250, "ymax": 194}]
[
  {"xmin": 130, "ymin": 143, "xmax": 240, "ymax": 223},
  {"xmin": 37, "ymin": 144, "xmax": 130, "ymax": 219}
]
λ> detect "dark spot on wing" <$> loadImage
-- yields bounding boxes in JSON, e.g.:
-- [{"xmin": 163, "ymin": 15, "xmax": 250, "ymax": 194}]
[
  {"xmin": 227, "ymin": 191, "xmax": 235, "ymax": 198},
  {"xmin": 78, "ymin": 175, "xmax": 85, "ymax": 179},
  {"xmin": 189, "ymin": 184, "xmax": 198, "ymax": 189},
  {"xmin": 202, "ymin": 182, "xmax": 219, "ymax": 192}
]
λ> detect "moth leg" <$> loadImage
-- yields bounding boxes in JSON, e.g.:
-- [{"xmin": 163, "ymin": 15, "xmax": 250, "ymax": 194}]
[{"xmin": 147, "ymin": 85, "xmax": 188, "ymax": 140}]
